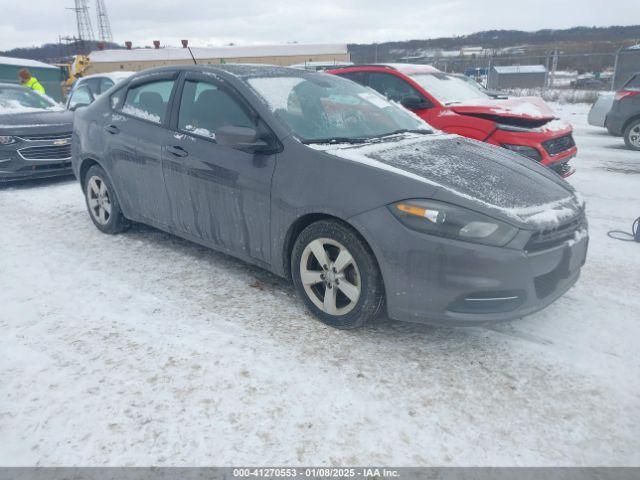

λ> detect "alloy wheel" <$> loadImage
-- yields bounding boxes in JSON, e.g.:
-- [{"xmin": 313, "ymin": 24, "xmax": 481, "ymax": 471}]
[
  {"xmin": 299, "ymin": 238, "xmax": 361, "ymax": 316},
  {"xmin": 86, "ymin": 175, "xmax": 112, "ymax": 225},
  {"xmin": 629, "ymin": 124, "xmax": 640, "ymax": 148}
]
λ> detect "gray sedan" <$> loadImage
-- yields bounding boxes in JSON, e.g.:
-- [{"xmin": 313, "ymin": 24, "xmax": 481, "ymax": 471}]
[
  {"xmin": 71, "ymin": 65, "xmax": 588, "ymax": 329},
  {"xmin": 0, "ymin": 83, "xmax": 73, "ymax": 182}
]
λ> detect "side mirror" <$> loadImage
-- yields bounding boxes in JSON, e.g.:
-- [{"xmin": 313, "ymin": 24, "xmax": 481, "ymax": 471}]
[
  {"xmin": 215, "ymin": 126, "xmax": 270, "ymax": 153},
  {"xmin": 401, "ymin": 95, "xmax": 431, "ymax": 110}
]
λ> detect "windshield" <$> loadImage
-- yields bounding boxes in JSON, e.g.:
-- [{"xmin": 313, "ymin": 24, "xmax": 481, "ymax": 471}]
[
  {"xmin": 247, "ymin": 73, "xmax": 431, "ymax": 143},
  {"xmin": 0, "ymin": 87, "xmax": 60, "ymax": 113},
  {"xmin": 410, "ymin": 73, "xmax": 489, "ymax": 105}
]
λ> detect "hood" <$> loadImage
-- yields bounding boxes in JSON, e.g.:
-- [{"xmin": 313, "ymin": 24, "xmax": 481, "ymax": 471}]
[
  {"xmin": 449, "ymin": 96, "xmax": 556, "ymax": 121},
  {"xmin": 311, "ymin": 133, "xmax": 583, "ymax": 229},
  {"xmin": 0, "ymin": 109, "xmax": 73, "ymax": 135}
]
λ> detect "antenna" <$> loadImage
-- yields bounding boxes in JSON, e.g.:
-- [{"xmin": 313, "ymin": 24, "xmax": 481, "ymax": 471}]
[
  {"xmin": 95, "ymin": 0, "xmax": 113, "ymax": 43},
  {"xmin": 187, "ymin": 46, "xmax": 197, "ymax": 65}
]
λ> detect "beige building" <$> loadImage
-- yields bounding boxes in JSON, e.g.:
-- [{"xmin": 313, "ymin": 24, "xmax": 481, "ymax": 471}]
[{"xmin": 85, "ymin": 43, "xmax": 350, "ymax": 75}]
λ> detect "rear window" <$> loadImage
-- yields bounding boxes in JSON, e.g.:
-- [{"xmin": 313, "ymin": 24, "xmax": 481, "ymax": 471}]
[{"xmin": 624, "ymin": 74, "xmax": 640, "ymax": 90}]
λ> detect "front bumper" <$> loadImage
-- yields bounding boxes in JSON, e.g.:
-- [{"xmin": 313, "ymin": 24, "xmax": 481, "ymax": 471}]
[
  {"xmin": 0, "ymin": 137, "xmax": 73, "ymax": 182},
  {"xmin": 351, "ymin": 207, "xmax": 588, "ymax": 326},
  {"xmin": 487, "ymin": 129, "xmax": 578, "ymax": 178}
]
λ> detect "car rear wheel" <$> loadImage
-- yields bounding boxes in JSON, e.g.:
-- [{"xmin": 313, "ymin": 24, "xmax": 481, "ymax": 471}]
[
  {"xmin": 623, "ymin": 119, "xmax": 640, "ymax": 151},
  {"xmin": 83, "ymin": 165, "xmax": 129, "ymax": 234},
  {"xmin": 292, "ymin": 220, "xmax": 384, "ymax": 329}
]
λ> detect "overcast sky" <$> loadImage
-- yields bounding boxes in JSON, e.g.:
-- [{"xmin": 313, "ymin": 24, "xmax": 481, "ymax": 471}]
[{"xmin": 0, "ymin": 0, "xmax": 637, "ymax": 51}]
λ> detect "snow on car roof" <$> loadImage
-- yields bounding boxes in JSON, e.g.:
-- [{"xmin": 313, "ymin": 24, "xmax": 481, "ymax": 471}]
[
  {"xmin": 388, "ymin": 63, "xmax": 441, "ymax": 75},
  {"xmin": 493, "ymin": 65, "xmax": 547, "ymax": 74},
  {"xmin": 89, "ymin": 44, "xmax": 348, "ymax": 63},
  {"xmin": 0, "ymin": 55, "xmax": 58, "ymax": 69}
]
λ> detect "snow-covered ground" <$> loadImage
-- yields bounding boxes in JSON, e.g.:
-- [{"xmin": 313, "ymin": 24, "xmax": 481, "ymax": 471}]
[{"xmin": 1, "ymin": 103, "xmax": 639, "ymax": 466}]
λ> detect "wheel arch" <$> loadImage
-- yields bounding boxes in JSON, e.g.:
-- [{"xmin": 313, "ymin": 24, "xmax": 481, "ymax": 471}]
[
  {"xmin": 77, "ymin": 157, "xmax": 130, "ymax": 219},
  {"xmin": 282, "ymin": 212, "xmax": 384, "ymax": 287},
  {"xmin": 622, "ymin": 114, "xmax": 640, "ymax": 134},
  {"xmin": 78, "ymin": 157, "xmax": 102, "ymax": 188}
]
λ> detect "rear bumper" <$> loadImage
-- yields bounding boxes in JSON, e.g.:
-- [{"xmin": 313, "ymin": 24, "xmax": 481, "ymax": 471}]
[
  {"xmin": 350, "ymin": 207, "xmax": 588, "ymax": 326},
  {"xmin": 604, "ymin": 111, "xmax": 626, "ymax": 136}
]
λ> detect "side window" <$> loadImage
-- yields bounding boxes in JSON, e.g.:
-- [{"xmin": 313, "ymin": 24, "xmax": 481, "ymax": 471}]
[
  {"xmin": 368, "ymin": 72, "xmax": 422, "ymax": 102},
  {"xmin": 68, "ymin": 85, "xmax": 93, "ymax": 109},
  {"xmin": 177, "ymin": 80, "xmax": 254, "ymax": 140},
  {"xmin": 99, "ymin": 78, "xmax": 115, "ymax": 94},
  {"xmin": 121, "ymin": 80, "xmax": 175, "ymax": 125},
  {"xmin": 624, "ymin": 74, "xmax": 640, "ymax": 89},
  {"xmin": 84, "ymin": 78, "xmax": 102, "ymax": 97},
  {"xmin": 337, "ymin": 71, "xmax": 368, "ymax": 87}
]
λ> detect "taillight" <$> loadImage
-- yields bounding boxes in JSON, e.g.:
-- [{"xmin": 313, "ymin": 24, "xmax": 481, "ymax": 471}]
[{"xmin": 614, "ymin": 90, "xmax": 640, "ymax": 101}]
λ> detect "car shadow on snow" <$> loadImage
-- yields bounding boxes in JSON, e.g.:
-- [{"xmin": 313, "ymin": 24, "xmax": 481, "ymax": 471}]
[{"xmin": 120, "ymin": 221, "xmax": 483, "ymax": 344}]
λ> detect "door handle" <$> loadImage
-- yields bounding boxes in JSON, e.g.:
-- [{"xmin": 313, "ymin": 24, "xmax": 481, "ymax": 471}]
[
  {"xmin": 105, "ymin": 125, "xmax": 120, "ymax": 135},
  {"xmin": 167, "ymin": 145, "xmax": 189, "ymax": 158}
]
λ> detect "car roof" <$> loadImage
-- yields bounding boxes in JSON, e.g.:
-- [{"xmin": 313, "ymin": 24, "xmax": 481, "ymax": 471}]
[
  {"xmin": 78, "ymin": 71, "xmax": 135, "ymax": 83},
  {"xmin": 126, "ymin": 64, "xmax": 318, "ymax": 82},
  {"xmin": 329, "ymin": 63, "xmax": 442, "ymax": 75},
  {"xmin": 0, "ymin": 82, "xmax": 23, "ymax": 90}
]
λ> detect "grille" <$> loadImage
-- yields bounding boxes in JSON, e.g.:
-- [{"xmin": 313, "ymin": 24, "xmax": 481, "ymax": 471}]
[
  {"xmin": 525, "ymin": 213, "xmax": 586, "ymax": 252},
  {"xmin": 542, "ymin": 134, "xmax": 575, "ymax": 156},
  {"xmin": 17, "ymin": 132, "xmax": 72, "ymax": 141},
  {"xmin": 18, "ymin": 144, "xmax": 72, "ymax": 160}
]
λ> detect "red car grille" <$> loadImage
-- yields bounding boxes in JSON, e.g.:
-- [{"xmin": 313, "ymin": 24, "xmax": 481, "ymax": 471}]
[{"xmin": 542, "ymin": 134, "xmax": 575, "ymax": 156}]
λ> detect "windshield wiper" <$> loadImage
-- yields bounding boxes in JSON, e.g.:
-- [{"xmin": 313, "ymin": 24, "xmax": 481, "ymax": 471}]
[
  {"xmin": 302, "ymin": 137, "xmax": 370, "ymax": 145},
  {"xmin": 377, "ymin": 128, "xmax": 433, "ymax": 137}
]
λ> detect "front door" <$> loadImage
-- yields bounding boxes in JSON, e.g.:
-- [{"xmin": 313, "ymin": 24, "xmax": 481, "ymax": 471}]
[{"xmin": 161, "ymin": 74, "xmax": 276, "ymax": 262}]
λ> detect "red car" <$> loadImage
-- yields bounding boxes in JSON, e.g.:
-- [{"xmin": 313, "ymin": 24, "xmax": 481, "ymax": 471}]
[{"xmin": 328, "ymin": 64, "xmax": 577, "ymax": 177}]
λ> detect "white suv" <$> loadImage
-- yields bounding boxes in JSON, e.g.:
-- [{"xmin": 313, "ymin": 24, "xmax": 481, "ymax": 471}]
[{"xmin": 66, "ymin": 71, "xmax": 134, "ymax": 110}]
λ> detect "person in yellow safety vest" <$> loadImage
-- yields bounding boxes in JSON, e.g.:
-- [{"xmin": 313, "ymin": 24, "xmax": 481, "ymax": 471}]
[{"xmin": 18, "ymin": 68, "xmax": 46, "ymax": 95}]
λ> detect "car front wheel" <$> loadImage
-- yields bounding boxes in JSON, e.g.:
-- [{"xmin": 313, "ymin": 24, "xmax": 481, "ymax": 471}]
[
  {"xmin": 623, "ymin": 119, "xmax": 640, "ymax": 151},
  {"xmin": 292, "ymin": 220, "xmax": 385, "ymax": 329},
  {"xmin": 83, "ymin": 164, "xmax": 129, "ymax": 234}
]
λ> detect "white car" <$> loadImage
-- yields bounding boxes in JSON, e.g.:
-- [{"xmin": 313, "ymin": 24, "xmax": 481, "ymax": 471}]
[
  {"xmin": 587, "ymin": 91, "xmax": 615, "ymax": 129},
  {"xmin": 66, "ymin": 71, "xmax": 134, "ymax": 110}
]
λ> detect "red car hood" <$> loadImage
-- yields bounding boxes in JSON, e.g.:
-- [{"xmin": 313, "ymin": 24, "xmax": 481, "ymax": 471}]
[{"xmin": 449, "ymin": 97, "xmax": 556, "ymax": 120}]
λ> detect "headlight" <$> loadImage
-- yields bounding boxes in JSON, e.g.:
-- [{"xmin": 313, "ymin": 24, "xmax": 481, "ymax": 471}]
[
  {"xmin": 389, "ymin": 199, "xmax": 518, "ymax": 247},
  {"xmin": 0, "ymin": 136, "xmax": 16, "ymax": 145},
  {"xmin": 501, "ymin": 143, "xmax": 542, "ymax": 161}
]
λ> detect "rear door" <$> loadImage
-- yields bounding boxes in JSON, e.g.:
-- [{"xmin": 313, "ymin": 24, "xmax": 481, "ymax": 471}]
[
  {"xmin": 161, "ymin": 72, "xmax": 277, "ymax": 262},
  {"xmin": 106, "ymin": 72, "xmax": 178, "ymax": 225}
]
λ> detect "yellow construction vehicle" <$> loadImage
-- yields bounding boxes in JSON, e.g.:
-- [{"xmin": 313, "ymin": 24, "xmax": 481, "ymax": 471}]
[{"xmin": 56, "ymin": 54, "xmax": 91, "ymax": 96}]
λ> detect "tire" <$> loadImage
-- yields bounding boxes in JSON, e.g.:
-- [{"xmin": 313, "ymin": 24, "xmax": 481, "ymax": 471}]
[
  {"xmin": 83, "ymin": 164, "xmax": 129, "ymax": 234},
  {"xmin": 623, "ymin": 119, "xmax": 640, "ymax": 151},
  {"xmin": 291, "ymin": 219, "xmax": 385, "ymax": 329}
]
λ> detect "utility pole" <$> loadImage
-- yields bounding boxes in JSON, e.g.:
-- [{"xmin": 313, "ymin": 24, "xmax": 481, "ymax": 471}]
[
  {"xmin": 95, "ymin": 0, "xmax": 113, "ymax": 43},
  {"xmin": 68, "ymin": 0, "xmax": 95, "ymax": 54}
]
